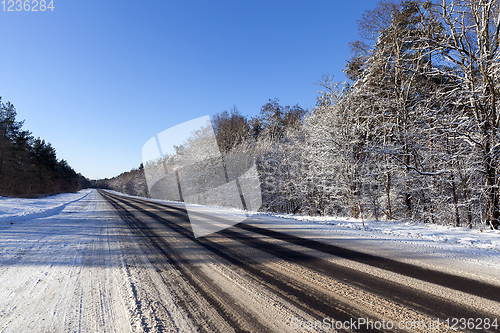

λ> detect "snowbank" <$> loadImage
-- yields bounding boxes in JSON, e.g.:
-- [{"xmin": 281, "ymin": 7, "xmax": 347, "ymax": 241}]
[{"xmin": 0, "ymin": 189, "xmax": 91, "ymax": 223}]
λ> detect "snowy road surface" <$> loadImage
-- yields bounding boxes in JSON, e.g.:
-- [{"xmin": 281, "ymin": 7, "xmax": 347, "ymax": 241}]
[{"xmin": 0, "ymin": 189, "xmax": 499, "ymax": 332}]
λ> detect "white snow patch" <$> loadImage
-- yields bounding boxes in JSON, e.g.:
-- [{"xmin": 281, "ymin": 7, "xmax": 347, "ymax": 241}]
[
  {"xmin": 0, "ymin": 189, "xmax": 91, "ymax": 223},
  {"xmin": 283, "ymin": 215, "xmax": 500, "ymax": 253},
  {"xmin": 0, "ymin": 189, "xmax": 193, "ymax": 332}
]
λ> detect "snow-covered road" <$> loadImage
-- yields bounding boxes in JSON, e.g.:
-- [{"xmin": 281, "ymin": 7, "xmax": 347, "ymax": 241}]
[
  {"xmin": 0, "ymin": 189, "xmax": 189, "ymax": 332},
  {"xmin": 0, "ymin": 189, "xmax": 499, "ymax": 332}
]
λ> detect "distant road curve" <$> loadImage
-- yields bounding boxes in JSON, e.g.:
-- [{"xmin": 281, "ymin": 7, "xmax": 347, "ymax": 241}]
[{"xmin": 99, "ymin": 190, "xmax": 500, "ymax": 333}]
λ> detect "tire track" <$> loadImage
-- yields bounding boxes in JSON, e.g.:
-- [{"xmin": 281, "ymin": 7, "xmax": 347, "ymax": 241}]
[
  {"xmin": 134, "ymin": 196, "xmax": 500, "ymax": 303},
  {"xmin": 101, "ymin": 191, "xmax": 268, "ymax": 333},
  {"xmin": 100, "ymin": 190, "xmax": 384, "ymax": 332},
  {"xmin": 101, "ymin": 190, "xmax": 500, "ymax": 333}
]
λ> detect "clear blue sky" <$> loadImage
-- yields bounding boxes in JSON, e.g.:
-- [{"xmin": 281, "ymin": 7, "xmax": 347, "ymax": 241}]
[{"xmin": 0, "ymin": 0, "xmax": 379, "ymax": 179}]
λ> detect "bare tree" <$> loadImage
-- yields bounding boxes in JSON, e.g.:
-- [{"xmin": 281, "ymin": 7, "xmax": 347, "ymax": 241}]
[{"xmin": 421, "ymin": 0, "xmax": 500, "ymax": 228}]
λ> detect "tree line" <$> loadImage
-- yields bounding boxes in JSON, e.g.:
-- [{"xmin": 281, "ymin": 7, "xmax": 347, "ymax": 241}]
[
  {"xmin": 0, "ymin": 98, "xmax": 88, "ymax": 196},
  {"xmin": 92, "ymin": 164, "xmax": 148, "ymax": 198},
  {"xmin": 209, "ymin": 0, "xmax": 500, "ymax": 230},
  {"xmin": 107, "ymin": 0, "xmax": 500, "ymax": 230}
]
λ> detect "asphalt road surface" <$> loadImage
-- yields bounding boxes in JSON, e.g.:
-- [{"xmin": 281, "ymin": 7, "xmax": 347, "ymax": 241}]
[{"xmin": 99, "ymin": 190, "xmax": 500, "ymax": 333}]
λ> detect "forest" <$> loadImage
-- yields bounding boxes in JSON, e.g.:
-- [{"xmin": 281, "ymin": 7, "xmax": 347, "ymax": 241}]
[
  {"xmin": 247, "ymin": 0, "xmax": 500, "ymax": 230},
  {"xmin": 93, "ymin": 165, "xmax": 148, "ymax": 198},
  {"xmin": 0, "ymin": 98, "xmax": 88, "ymax": 196},
  {"xmin": 96, "ymin": 0, "xmax": 500, "ymax": 230}
]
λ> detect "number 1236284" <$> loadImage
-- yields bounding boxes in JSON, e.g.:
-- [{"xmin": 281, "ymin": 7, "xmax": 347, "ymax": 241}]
[{"xmin": 2, "ymin": 0, "xmax": 54, "ymax": 11}]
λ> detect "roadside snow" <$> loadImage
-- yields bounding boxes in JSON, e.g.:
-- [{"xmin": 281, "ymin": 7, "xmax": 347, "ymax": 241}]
[
  {"xmin": 6, "ymin": 189, "xmax": 500, "ymax": 257},
  {"xmin": 0, "ymin": 189, "xmax": 196, "ymax": 333},
  {"xmin": 0, "ymin": 190, "xmax": 91, "ymax": 223},
  {"xmin": 271, "ymin": 214, "xmax": 500, "ymax": 254}
]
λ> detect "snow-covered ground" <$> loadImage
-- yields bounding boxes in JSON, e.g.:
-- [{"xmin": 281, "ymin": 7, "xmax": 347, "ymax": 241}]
[
  {"xmin": 1, "ymin": 189, "xmax": 499, "ymax": 332},
  {"xmin": 276, "ymin": 214, "xmax": 500, "ymax": 253},
  {"xmin": 0, "ymin": 190, "xmax": 91, "ymax": 223},
  {"xmin": 0, "ymin": 189, "xmax": 197, "ymax": 332},
  {"xmin": 4, "ymin": 190, "xmax": 500, "ymax": 257}
]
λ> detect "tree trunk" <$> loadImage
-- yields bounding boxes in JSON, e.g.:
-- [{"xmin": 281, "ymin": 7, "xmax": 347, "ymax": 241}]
[
  {"xmin": 451, "ymin": 176, "xmax": 460, "ymax": 227},
  {"xmin": 484, "ymin": 151, "xmax": 500, "ymax": 229},
  {"xmin": 385, "ymin": 172, "xmax": 392, "ymax": 220}
]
